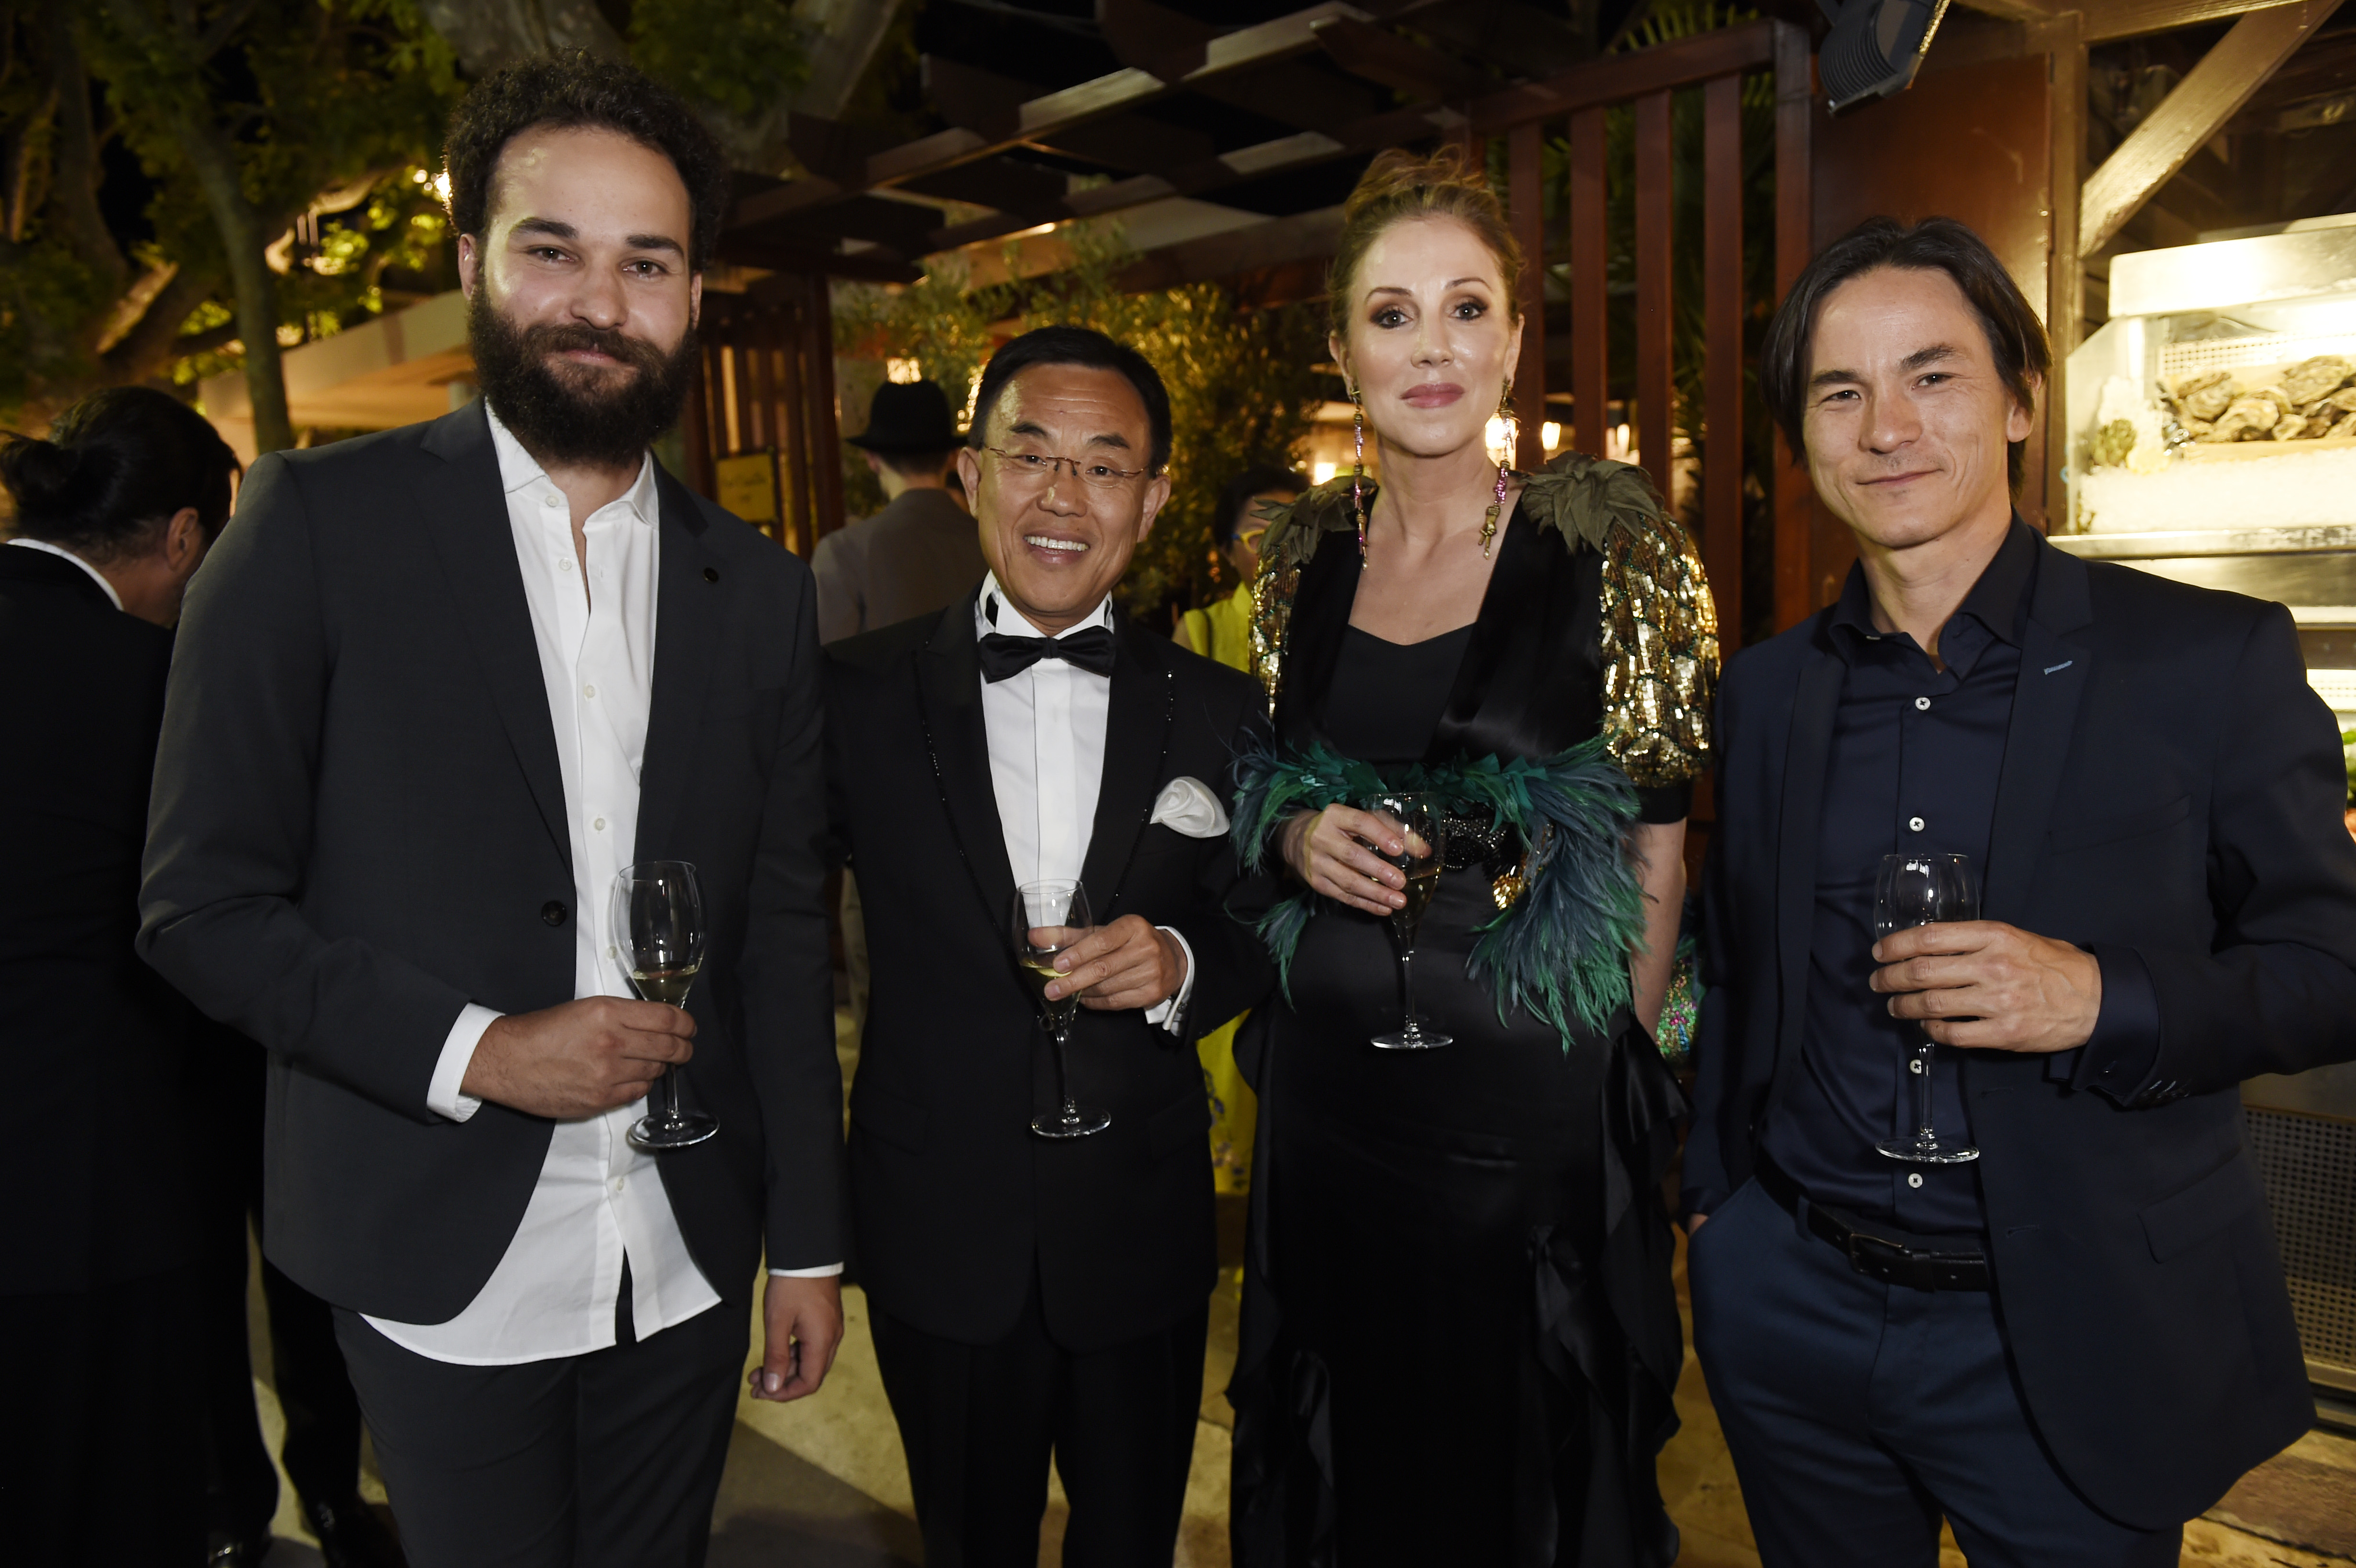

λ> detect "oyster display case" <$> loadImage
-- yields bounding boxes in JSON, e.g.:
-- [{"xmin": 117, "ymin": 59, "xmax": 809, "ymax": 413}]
[{"xmin": 2055, "ymin": 218, "xmax": 2356, "ymax": 1425}]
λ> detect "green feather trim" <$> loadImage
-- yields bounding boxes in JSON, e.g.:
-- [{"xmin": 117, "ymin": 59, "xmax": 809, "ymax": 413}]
[{"xmin": 1232, "ymin": 734, "xmax": 1648, "ymax": 1045}]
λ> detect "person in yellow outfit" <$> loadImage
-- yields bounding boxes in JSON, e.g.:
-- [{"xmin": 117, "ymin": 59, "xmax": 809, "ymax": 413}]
[{"xmin": 1175, "ymin": 464, "xmax": 1302, "ymax": 1193}]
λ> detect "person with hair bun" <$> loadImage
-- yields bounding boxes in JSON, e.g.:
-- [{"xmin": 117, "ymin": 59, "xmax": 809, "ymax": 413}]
[
  {"xmin": 1226, "ymin": 147, "xmax": 1717, "ymax": 1565},
  {"xmin": 0, "ymin": 386, "xmax": 239, "ymax": 1563}
]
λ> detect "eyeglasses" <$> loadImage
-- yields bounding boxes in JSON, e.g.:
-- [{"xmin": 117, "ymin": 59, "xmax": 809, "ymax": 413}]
[
  {"xmin": 982, "ymin": 445, "xmax": 1154, "ymax": 490},
  {"xmin": 1237, "ymin": 526, "xmax": 1268, "ymax": 547}
]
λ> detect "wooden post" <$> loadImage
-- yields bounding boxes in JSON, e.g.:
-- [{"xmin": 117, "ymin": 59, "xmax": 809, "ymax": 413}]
[
  {"xmin": 1704, "ymin": 73, "xmax": 1744, "ymax": 648},
  {"xmin": 1509, "ymin": 120, "xmax": 1549, "ymax": 471},
  {"xmin": 684, "ymin": 337, "xmax": 716, "ymax": 499},
  {"xmin": 2046, "ymin": 15, "xmax": 2086, "ymax": 533},
  {"xmin": 775, "ymin": 305, "xmax": 811, "ymax": 554},
  {"xmin": 804, "ymin": 272, "xmax": 847, "ymax": 545},
  {"xmin": 1634, "ymin": 91, "xmax": 1676, "ymax": 500},
  {"xmin": 1772, "ymin": 21, "xmax": 1815, "ymax": 632},
  {"xmin": 1568, "ymin": 106, "xmax": 1609, "ymax": 462}
]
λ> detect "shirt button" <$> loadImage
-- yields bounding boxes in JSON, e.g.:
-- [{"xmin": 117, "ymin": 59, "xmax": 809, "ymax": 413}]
[
  {"xmin": 1907, "ymin": 1173, "xmax": 1924, "ymax": 1188},
  {"xmin": 612, "ymin": 1176, "xmax": 626, "ymax": 1193},
  {"xmin": 593, "ymin": 817, "xmax": 606, "ymax": 831},
  {"xmin": 1909, "ymin": 1056, "xmax": 1924, "ymax": 1074},
  {"xmin": 606, "ymin": 944, "xmax": 617, "ymax": 960},
  {"xmin": 559, "ymin": 557, "xmax": 574, "ymax": 572},
  {"xmin": 1915, "ymin": 696, "xmax": 1931, "ymax": 711},
  {"xmin": 544, "ymin": 492, "xmax": 562, "ymax": 508},
  {"xmin": 583, "ymin": 683, "xmax": 596, "ymax": 699},
  {"xmin": 1909, "ymin": 816, "xmax": 1926, "ymax": 832}
]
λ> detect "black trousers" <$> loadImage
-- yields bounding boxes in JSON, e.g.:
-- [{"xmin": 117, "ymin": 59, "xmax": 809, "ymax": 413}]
[
  {"xmin": 196, "ymin": 1031, "xmax": 368, "ymax": 1535},
  {"xmin": 1690, "ymin": 1178, "xmax": 2184, "ymax": 1568},
  {"xmin": 870, "ymin": 1280, "xmax": 1208, "ymax": 1568},
  {"xmin": 333, "ymin": 1297, "xmax": 744, "ymax": 1568},
  {"xmin": 3, "ymin": 1263, "xmax": 206, "ymax": 1568}
]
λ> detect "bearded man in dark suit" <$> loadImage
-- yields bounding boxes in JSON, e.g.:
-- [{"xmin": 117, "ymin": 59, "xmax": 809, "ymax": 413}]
[
  {"xmin": 826, "ymin": 325, "xmax": 1270, "ymax": 1567},
  {"xmin": 139, "ymin": 55, "xmax": 842, "ymax": 1568}
]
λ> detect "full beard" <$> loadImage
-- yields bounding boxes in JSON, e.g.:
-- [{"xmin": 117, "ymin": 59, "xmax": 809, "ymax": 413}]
[{"xmin": 467, "ymin": 289, "xmax": 698, "ymax": 470}]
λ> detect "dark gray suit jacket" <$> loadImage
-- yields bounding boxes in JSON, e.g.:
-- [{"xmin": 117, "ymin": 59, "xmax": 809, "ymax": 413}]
[
  {"xmin": 811, "ymin": 487, "xmax": 986, "ymax": 645},
  {"xmin": 138, "ymin": 402, "xmax": 842, "ymax": 1323}
]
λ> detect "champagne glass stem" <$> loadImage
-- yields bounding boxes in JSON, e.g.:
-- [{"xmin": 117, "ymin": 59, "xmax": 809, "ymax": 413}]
[
  {"xmin": 1051, "ymin": 1023, "xmax": 1077, "ymax": 1119},
  {"xmin": 1911, "ymin": 1036, "xmax": 1937, "ymax": 1145},
  {"xmin": 1398, "ymin": 947, "xmax": 1419, "ymax": 1044}
]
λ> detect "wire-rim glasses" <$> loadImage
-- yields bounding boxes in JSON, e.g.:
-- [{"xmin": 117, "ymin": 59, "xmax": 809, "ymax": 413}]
[{"xmin": 981, "ymin": 445, "xmax": 1155, "ymax": 490}]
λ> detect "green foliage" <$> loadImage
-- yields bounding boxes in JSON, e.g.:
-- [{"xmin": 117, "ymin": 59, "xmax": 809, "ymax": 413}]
[
  {"xmin": 628, "ymin": 0, "xmax": 809, "ymax": 121},
  {"xmin": 834, "ymin": 225, "xmax": 1327, "ymax": 618}
]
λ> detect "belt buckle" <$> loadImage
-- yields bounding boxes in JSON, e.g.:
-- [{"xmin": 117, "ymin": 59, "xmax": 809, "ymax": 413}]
[{"xmin": 1845, "ymin": 1231, "xmax": 1911, "ymax": 1285}]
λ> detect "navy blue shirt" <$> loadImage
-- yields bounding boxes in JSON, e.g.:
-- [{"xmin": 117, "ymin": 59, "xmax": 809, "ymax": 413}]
[{"xmin": 1759, "ymin": 524, "xmax": 2042, "ymax": 1233}]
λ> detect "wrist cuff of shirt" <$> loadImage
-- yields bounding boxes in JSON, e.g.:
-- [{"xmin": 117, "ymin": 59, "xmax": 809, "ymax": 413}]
[
  {"xmin": 2071, "ymin": 945, "xmax": 2162, "ymax": 1105},
  {"xmin": 1144, "ymin": 926, "xmax": 1195, "ymax": 1034},
  {"xmin": 429, "ymin": 1003, "xmax": 500, "ymax": 1122},
  {"xmin": 768, "ymin": 1263, "xmax": 846, "ymax": 1278}
]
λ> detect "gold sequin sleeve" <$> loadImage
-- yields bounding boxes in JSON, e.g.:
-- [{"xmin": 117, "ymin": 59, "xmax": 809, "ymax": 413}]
[{"xmin": 1598, "ymin": 515, "xmax": 1718, "ymax": 787}]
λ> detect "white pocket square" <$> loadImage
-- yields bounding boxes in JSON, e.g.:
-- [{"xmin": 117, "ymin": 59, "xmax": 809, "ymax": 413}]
[{"xmin": 1149, "ymin": 775, "xmax": 1229, "ymax": 838}]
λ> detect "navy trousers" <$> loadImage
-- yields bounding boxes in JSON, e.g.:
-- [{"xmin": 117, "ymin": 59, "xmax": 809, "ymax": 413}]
[{"xmin": 1689, "ymin": 1178, "xmax": 2183, "ymax": 1568}]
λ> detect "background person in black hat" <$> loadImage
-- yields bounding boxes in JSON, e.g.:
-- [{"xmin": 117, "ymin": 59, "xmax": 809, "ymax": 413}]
[{"xmin": 814, "ymin": 378, "xmax": 986, "ymax": 645}]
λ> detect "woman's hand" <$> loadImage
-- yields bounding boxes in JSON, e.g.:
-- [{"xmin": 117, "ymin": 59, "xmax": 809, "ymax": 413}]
[{"xmin": 1281, "ymin": 806, "xmax": 1409, "ymax": 917}]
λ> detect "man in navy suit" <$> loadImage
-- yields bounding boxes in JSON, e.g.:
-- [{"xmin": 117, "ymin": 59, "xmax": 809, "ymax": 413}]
[{"xmin": 1686, "ymin": 216, "xmax": 2356, "ymax": 1565}]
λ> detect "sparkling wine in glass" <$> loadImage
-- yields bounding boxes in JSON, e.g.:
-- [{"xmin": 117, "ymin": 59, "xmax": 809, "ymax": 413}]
[
  {"xmin": 1012, "ymin": 880, "xmax": 1111, "ymax": 1139},
  {"xmin": 1874, "ymin": 851, "xmax": 1979, "ymax": 1165},
  {"xmin": 1363, "ymin": 793, "xmax": 1451, "ymax": 1050},
  {"xmin": 612, "ymin": 860, "xmax": 718, "ymax": 1150}
]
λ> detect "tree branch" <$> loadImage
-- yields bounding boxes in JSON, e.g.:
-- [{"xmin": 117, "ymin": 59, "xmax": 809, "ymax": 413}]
[
  {"xmin": 99, "ymin": 262, "xmax": 222, "ymax": 383},
  {"xmin": 44, "ymin": 0, "xmax": 129, "ymax": 294},
  {"xmin": 194, "ymin": 0, "xmax": 261, "ymax": 62}
]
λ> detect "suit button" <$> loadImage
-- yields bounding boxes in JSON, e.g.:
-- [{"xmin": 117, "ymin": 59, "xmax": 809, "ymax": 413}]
[
  {"xmin": 702, "ymin": 566, "xmax": 720, "ymax": 583},
  {"xmin": 542, "ymin": 901, "xmax": 568, "ymax": 927}
]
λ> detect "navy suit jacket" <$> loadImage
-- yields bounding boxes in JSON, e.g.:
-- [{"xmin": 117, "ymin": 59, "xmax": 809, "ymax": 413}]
[{"xmin": 1689, "ymin": 534, "xmax": 2356, "ymax": 1527}]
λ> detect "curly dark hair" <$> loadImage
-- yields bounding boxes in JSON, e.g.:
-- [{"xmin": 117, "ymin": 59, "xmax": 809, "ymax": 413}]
[{"xmin": 442, "ymin": 51, "xmax": 731, "ymax": 272}]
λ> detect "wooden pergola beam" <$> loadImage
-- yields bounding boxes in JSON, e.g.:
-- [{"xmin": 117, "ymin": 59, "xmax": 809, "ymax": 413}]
[{"xmin": 2078, "ymin": 0, "xmax": 2343, "ymax": 258}]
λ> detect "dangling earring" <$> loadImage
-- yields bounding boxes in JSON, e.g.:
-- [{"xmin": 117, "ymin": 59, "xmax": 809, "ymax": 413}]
[
  {"xmin": 1482, "ymin": 383, "xmax": 1514, "ymax": 558},
  {"xmin": 1350, "ymin": 384, "xmax": 1370, "ymax": 561}
]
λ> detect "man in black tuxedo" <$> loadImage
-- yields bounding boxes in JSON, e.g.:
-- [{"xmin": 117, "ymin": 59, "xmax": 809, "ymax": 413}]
[
  {"xmin": 139, "ymin": 55, "xmax": 843, "ymax": 1567},
  {"xmin": 1686, "ymin": 216, "xmax": 2356, "ymax": 1565},
  {"xmin": 827, "ymin": 326, "xmax": 1270, "ymax": 1566},
  {"xmin": 1, "ymin": 387, "xmax": 239, "ymax": 1567}
]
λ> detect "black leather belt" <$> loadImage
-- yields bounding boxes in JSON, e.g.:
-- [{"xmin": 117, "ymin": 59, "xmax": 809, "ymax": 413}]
[{"xmin": 1754, "ymin": 1154, "xmax": 1991, "ymax": 1293}]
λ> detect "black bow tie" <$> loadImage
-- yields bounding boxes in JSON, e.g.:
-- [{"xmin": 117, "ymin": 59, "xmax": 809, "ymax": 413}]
[{"xmin": 978, "ymin": 624, "xmax": 1117, "ymax": 682}]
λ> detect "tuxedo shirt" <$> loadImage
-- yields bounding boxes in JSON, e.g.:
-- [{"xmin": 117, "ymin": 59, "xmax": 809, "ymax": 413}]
[{"xmin": 974, "ymin": 574, "xmax": 1192, "ymax": 1030}]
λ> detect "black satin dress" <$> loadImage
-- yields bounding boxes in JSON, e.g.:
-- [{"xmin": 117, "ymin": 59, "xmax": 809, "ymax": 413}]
[{"xmin": 1229, "ymin": 504, "xmax": 1689, "ymax": 1568}]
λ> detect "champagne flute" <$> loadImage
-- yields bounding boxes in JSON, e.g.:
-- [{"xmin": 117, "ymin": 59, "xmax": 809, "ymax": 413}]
[
  {"xmin": 612, "ymin": 860, "xmax": 718, "ymax": 1150},
  {"xmin": 1363, "ymin": 793, "xmax": 1451, "ymax": 1050},
  {"xmin": 1873, "ymin": 852, "xmax": 1979, "ymax": 1165},
  {"xmin": 1012, "ymin": 879, "xmax": 1112, "ymax": 1139}
]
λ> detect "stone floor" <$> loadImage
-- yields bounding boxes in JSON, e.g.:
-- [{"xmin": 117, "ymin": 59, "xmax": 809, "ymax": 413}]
[{"xmin": 241, "ymin": 1012, "xmax": 2356, "ymax": 1566}]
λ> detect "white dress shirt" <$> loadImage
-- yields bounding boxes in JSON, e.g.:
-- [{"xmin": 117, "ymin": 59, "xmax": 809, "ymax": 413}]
[
  {"xmin": 8, "ymin": 537, "xmax": 123, "ymax": 610},
  {"xmin": 975, "ymin": 575, "xmax": 1193, "ymax": 1029},
  {"xmin": 364, "ymin": 407, "xmax": 719, "ymax": 1364}
]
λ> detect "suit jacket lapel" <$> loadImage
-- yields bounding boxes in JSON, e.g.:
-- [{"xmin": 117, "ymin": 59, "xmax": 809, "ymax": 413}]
[
  {"xmin": 634, "ymin": 466, "xmax": 720, "ymax": 861},
  {"xmin": 918, "ymin": 596, "xmax": 1019, "ymax": 933},
  {"xmin": 416, "ymin": 403, "xmax": 570, "ymax": 866},
  {"xmin": 1983, "ymin": 542, "xmax": 2096, "ymax": 924},
  {"xmin": 1771, "ymin": 645, "xmax": 1844, "ymax": 1106},
  {"xmin": 1079, "ymin": 619, "xmax": 1175, "ymax": 921}
]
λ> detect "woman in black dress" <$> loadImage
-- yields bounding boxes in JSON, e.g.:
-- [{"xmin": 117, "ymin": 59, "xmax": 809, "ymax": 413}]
[{"xmin": 1227, "ymin": 149, "xmax": 1717, "ymax": 1566}]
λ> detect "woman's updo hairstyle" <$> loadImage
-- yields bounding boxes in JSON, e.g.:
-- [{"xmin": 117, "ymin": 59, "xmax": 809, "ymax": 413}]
[
  {"xmin": 1, "ymin": 387, "xmax": 241, "ymax": 561},
  {"xmin": 1327, "ymin": 145, "xmax": 1526, "ymax": 349}
]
